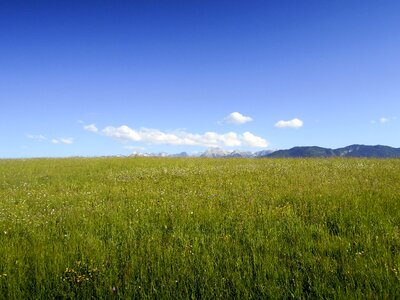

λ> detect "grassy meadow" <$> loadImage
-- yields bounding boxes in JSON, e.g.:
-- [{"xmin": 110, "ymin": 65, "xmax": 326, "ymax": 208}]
[{"xmin": 0, "ymin": 157, "xmax": 399, "ymax": 299}]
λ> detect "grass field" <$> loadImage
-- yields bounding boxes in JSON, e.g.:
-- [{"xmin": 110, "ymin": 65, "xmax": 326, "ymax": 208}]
[{"xmin": 0, "ymin": 157, "xmax": 399, "ymax": 299}]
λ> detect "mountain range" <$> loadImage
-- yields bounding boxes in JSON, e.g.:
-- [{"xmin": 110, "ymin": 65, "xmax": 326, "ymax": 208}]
[
  {"xmin": 131, "ymin": 144, "xmax": 400, "ymax": 158},
  {"xmin": 267, "ymin": 145, "xmax": 400, "ymax": 158}
]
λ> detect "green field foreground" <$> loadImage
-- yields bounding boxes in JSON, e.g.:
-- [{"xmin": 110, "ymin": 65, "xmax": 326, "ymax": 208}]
[{"xmin": 0, "ymin": 158, "xmax": 399, "ymax": 299}]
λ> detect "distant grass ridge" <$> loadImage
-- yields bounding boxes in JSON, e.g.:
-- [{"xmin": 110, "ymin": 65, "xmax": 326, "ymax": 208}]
[{"xmin": 0, "ymin": 157, "xmax": 400, "ymax": 298}]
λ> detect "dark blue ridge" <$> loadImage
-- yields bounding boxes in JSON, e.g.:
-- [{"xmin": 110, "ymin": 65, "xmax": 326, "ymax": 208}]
[{"xmin": 265, "ymin": 145, "xmax": 400, "ymax": 158}]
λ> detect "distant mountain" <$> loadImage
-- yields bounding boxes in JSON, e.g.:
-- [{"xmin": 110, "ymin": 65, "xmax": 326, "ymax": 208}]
[
  {"xmin": 131, "ymin": 151, "xmax": 182, "ymax": 157},
  {"xmin": 254, "ymin": 150, "xmax": 275, "ymax": 157},
  {"xmin": 200, "ymin": 148, "xmax": 231, "ymax": 158},
  {"xmin": 201, "ymin": 148, "xmax": 274, "ymax": 158},
  {"xmin": 268, "ymin": 146, "xmax": 336, "ymax": 158},
  {"xmin": 226, "ymin": 150, "xmax": 254, "ymax": 158},
  {"xmin": 128, "ymin": 145, "xmax": 400, "ymax": 158},
  {"xmin": 334, "ymin": 145, "xmax": 400, "ymax": 158},
  {"xmin": 130, "ymin": 148, "xmax": 274, "ymax": 158},
  {"xmin": 170, "ymin": 152, "xmax": 189, "ymax": 157},
  {"xmin": 265, "ymin": 145, "xmax": 400, "ymax": 158}
]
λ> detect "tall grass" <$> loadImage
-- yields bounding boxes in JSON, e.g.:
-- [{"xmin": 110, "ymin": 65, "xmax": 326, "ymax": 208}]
[{"xmin": 0, "ymin": 157, "xmax": 399, "ymax": 298}]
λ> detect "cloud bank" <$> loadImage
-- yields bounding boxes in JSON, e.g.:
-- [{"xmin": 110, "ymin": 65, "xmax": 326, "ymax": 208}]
[
  {"xmin": 275, "ymin": 118, "xmax": 303, "ymax": 129},
  {"xmin": 102, "ymin": 125, "xmax": 268, "ymax": 148}
]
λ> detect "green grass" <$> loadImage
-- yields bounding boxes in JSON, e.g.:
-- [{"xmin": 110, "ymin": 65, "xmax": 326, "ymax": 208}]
[{"xmin": 0, "ymin": 157, "xmax": 400, "ymax": 299}]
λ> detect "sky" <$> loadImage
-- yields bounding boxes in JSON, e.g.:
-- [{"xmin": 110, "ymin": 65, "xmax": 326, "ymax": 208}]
[{"xmin": 1, "ymin": 0, "xmax": 400, "ymax": 158}]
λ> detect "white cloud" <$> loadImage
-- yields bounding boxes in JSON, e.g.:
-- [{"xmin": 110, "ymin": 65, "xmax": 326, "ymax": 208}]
[
  {"xmin": 219, "ymin": 132, "xmax": 242, "ymax": 147},
  {"xmin": 371, "ymin": 116, "xmax": 396, "ymax": 124},
  {"xmin": 28, "ymin": 134, "xmax": 75, "ymax": 145},
  {"xmin": 139, "ymin": 128, "xmax": 183, "ymax": 145},
  {"xmin": 83, "ymin": 124, "xmax": 98, "ymax": 132},
  {"xmin": 274, "ymin": 118, "xmax": 304, "ymax": 129},
  {"xmin": 52, "ymin": 138, "xmax": 74, "ymax": 144},
  {"xmin": 242, "ymin": 131, "xmax": 268, "ymax": 147},
  {"xmin": 103, "ymin": 125, "xmax": 142, "ymax": 141},
  {"xmin": 380, "ymin": 117, "xmax": 389, "ymax": 124},
  {"xmin": 101, "ymin": 125, "xmax": 268, "ymax": 148},
  {"xmin": 222, "ymin": 112, "xmax": 253, "ymax": 125},
  {"xmin": 124, "ymin": 146, "xmax": 145, "ymax": 151},
  {"xmin": 26, "ymin": 134, "xmax": 46, "ymax": 141}
]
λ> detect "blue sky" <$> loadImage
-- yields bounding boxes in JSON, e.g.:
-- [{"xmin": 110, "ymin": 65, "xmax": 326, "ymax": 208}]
[{"xmin": 1, "ymin": 1, "xmax": 400, "ymax": 157}]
